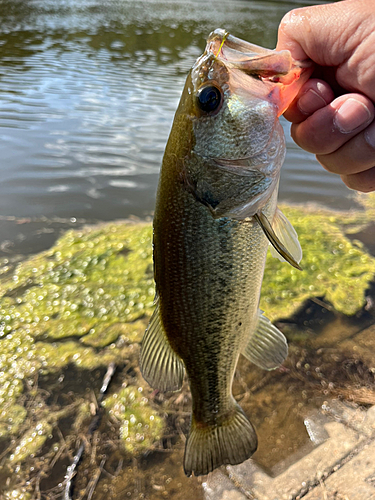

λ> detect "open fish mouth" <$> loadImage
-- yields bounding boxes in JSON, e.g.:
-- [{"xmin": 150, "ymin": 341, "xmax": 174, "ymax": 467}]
[
  {"xmin": 206, "ymin": 28, "xmax": 310, "ymax": 79},
  {"xmin": 203, "ymin": 28, "xmax": 313, "ymax": 115}
]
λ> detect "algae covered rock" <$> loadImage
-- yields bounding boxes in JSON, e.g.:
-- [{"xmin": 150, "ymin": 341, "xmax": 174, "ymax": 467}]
[
  {"xmin": 0, "ymin": 221, "xmax": 163, "ymax": 480},
  {"xmin": 0, "ymin": 404, "xmax": 27, "ymax": 439},
  {"xmin": 3, "ymin": 489, "xmax": 31, "ymax": 500},
  {"xmin": 9, "ymin": 420, "xmax": 52, "ymax": 464},
  {"xmin": 102, "ymin": 386, "xmax": 164, "ymax": 453},
  {"xmin": 0, "ymin": 222, "xmax": 155, "ymax": 412},
  {"xmin": 261, "ymin": 204, "xmax": 375, "ymax": 321}
]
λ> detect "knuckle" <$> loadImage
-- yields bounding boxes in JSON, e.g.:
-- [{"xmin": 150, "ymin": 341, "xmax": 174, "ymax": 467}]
[
  {"xmin": 279, "ymin": 8, "xmax": 305, "ymax": 31},
  {"xmin": 290, "ymin": 124, "xmax": 308, "ymax": 149},
  {"xmin": 316, "ymin": 155, "xmax": 335, "ymax": 173},
  {"xmin": 316, "ymin": 153, "xmax": 345, "ymax": 174},
  {"xmin": 294, "ymin": 126, "xmax": 334, "ymax": 155},
  {"xmin": 278, "ymin": 11, "xmax": 293, "ymax": 32},
  {"xmin": 278, "ymin": 7, "xmax": 311, "ymax": 37},
  {"xmin": 357, "ymin": 180, "xmax": 375, "ymax": 193}
]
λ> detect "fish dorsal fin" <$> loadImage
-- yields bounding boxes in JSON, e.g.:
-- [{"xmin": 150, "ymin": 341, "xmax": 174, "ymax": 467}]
[
  {"xmin": 269, "ymin": 207, "xmax": 302, "ymax": 265},
  {"xmin": 242, "ymin": 312, "xmax": 288, "ymax": 370},
  {"xmin": 140, "ymin": 304, "xmax": 185, "ymax": 392},
  {"xmin": 254, "ymin": 210, "xmax": 302, "ymax": 270}
]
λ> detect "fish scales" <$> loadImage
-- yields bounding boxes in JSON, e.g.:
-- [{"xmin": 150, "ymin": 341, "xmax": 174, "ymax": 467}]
[
  {"xmin": 156, "ymin": 194, "xmax": 275, "ymax": 406},
  {"xmin": 140, "ymin": 29, "xmax": 312, "ymax": 477}
]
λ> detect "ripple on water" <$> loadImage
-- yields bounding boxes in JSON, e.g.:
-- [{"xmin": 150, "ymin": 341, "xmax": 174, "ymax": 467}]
[{"xmin": 0, "ymin": 0, "xmax": 353, "ymax": 224}]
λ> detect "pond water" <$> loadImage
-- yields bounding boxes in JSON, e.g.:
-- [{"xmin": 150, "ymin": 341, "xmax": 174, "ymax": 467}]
[
  {"xmin": 2, "ymin": 1, "xmax": 375, "ymax": 500},
  {"xmin": 0, "ymin": 0, "xmax": 353, "ymax": 256}
]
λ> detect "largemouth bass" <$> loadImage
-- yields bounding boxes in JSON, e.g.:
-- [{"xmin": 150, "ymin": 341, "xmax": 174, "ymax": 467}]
[{"xmin": 140, "ymin": 29, "xmax": 312, "ymax": 477}]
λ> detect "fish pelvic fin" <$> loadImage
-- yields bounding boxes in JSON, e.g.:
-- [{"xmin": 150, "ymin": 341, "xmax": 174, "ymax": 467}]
[
  {"xmin": 184, "ymin": 401, "xmax": 257, "ymax": 477},
  {"xmin": 242, "ymin": 311, "xmax": 288, "ymax": 370},
  {"xmin": 140, "ymin": 303, "xmax": 185, "ymax": 392},
  {"xmin": 254, "ymin": 210, "xmax": 302, "ymax": 270}
]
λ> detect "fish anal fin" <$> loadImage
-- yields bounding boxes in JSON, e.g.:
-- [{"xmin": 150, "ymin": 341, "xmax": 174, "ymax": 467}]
[
  {"xmin": 184, "ymin": 400, "xmax": 257, "ymax": 477},
  {"xmin": 269, "ymin": 207, "xmax": 302, "ymax": 265},
  {"xmin": 140, "ymin": 304, "xmax": 185, "ymax": 392},
  {"xmin": 242, "ymin": 312, "xmax": 288, "ymax": 370}
]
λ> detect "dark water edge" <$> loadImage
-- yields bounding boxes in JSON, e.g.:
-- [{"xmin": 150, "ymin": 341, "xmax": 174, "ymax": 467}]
[{"xmin": 0, "ymin": 195, "xmax": 364, "ymax": 260}]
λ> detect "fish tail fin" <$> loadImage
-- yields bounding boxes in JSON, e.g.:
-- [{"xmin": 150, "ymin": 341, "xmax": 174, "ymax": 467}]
[{"xmin": 184, "ymin": 401, "xmax": 257, "ymax": 477}]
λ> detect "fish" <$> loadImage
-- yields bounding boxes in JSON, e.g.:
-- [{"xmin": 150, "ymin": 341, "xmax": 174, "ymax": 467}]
[{"xmin": 140, "ymin": 29, "xmax": 312, "ymax": 477}]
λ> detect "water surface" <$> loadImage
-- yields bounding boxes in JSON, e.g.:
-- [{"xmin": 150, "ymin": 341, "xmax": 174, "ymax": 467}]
[{"xmin": 0, "ymin": 0, "xmax": 353, "ymax": 254}]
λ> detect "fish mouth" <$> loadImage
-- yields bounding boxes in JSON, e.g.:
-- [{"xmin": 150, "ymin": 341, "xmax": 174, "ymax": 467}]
[
  {"xmin": 206, "ymin": 28, "xmax": 311, "ymax": 82},
  {"xmin": 207, "ymin": 29, "xmax": 289, "ymax": 66},
  {"xmin": 204, "ymin": 28, "xmax": 313, "ymax": 115}
]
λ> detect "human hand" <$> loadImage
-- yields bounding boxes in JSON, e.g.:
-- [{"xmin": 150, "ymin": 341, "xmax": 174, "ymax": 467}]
[{"xmin": 276, "ymin": 0, "xmax": 375, "ymax": 192}]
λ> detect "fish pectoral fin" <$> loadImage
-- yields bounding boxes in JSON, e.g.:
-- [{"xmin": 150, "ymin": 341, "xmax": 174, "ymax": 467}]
[
  {"xmin": 269, "ymin": 207, "xmax": 303, "ymax": 265},
  {"xmin": 254, "ymin": 210, "xmax": 302, "ymax": 270},
  {"xmin": 242, "ymin": 312, "xmax": 288, "ymax": 370},
  {"xmin": 140, "ymin": 303, "xmax": 185, "ymax": 392}
]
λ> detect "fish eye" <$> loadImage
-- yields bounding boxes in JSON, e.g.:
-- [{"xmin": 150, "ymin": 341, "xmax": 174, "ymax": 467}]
[{"xmin": 196, "ymin": 84, "xmax": 222, "ymax": 114}]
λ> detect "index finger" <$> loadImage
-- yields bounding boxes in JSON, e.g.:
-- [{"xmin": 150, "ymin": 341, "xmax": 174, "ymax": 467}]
[{"xmin": 276, "ymin": 3, "xmax": 355, "ymax": 66}]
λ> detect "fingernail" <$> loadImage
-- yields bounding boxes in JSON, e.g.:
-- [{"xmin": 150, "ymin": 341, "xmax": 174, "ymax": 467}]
[
  {"xmin": 334, "ymin": 98, "xmax": 372, "ymax": 133},
  {"xmin": 298, "ymin": 88, "xmax": 327, "ymax": 115},
  {"xmin": 364, "ymin": 123, "xmax": 375, "ymax": 149}
]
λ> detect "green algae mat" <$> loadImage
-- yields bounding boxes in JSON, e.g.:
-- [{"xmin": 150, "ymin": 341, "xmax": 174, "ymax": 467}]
[{"xmin": 0, "ymin": 195, "xmax": 374, "ymax": 499}]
